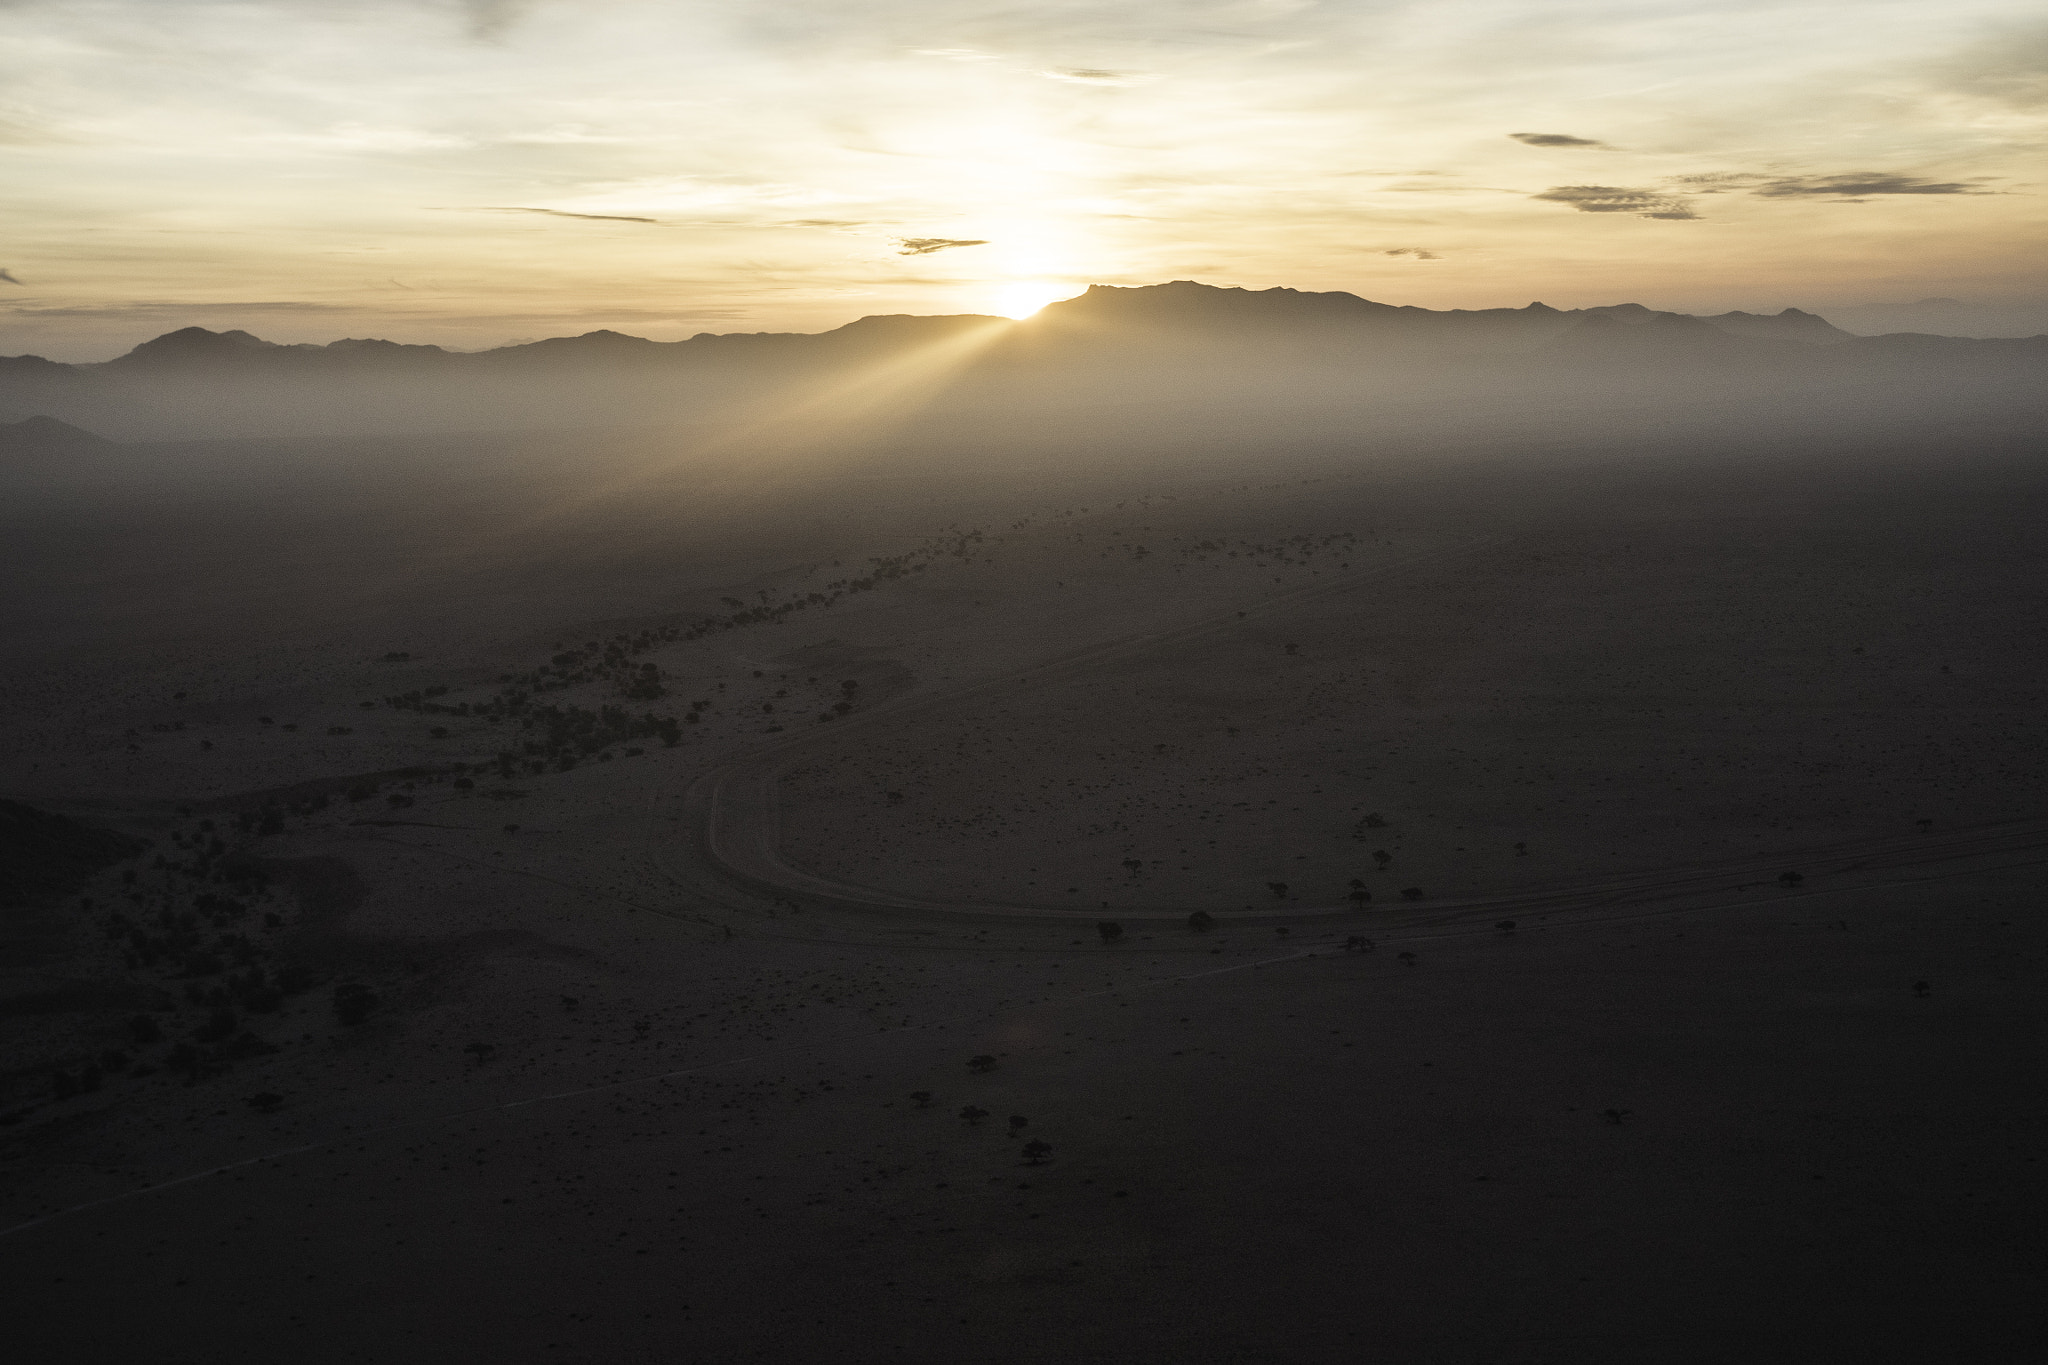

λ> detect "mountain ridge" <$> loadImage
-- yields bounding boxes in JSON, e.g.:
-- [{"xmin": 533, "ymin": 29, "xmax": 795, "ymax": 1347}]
[{"xmin": 8, "ymin": 281, "xmax": 1944, "ymax": 374}]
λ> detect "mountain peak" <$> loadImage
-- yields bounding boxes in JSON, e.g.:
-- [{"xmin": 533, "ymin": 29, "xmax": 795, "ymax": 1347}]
[
  {"xmin": 1033, "ymin": 279, "xmax": 1404, "ymax": 331},
  {"xmin": 108, "ymin": 326, "xmax": 295, "ymax": 367}
]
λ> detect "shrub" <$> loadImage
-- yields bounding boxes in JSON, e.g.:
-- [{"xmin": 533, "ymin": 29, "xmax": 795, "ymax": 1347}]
[
  {"xmin": 193, "ymin": 1009, "xmax": 238, "ymax": 1042},
  {"xmin": 332, "ymin": 982, "xmax": 378, "ymax": 1026}
]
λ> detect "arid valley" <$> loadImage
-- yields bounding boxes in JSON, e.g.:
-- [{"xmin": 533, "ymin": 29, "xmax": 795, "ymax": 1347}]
[{"xmin": 4, "ymin": 285, "xmax": 2047, "ymax": 1363}]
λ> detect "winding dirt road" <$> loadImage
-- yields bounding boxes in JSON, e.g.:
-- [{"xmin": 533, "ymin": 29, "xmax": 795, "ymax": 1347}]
[{"xmin": 649, "ymin": 538, "xmax": 2048, "ymax": 940}]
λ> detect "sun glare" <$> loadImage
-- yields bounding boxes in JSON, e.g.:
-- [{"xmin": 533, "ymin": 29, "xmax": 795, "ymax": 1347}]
[{"xmin": 993, "ymin": 282, "xmax": 1074, "ymax": 319}]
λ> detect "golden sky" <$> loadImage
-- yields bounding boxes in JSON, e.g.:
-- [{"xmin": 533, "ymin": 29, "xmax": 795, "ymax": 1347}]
[{"xmin": 2, "ymin": 0, "xmax": 2043, "ymax": 358}]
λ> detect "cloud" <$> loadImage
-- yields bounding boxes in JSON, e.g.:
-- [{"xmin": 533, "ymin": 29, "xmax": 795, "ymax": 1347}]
[
  {"xmin": 1532, "ymin": 185, "xmax": 1697, "ymax": 219},
  {"xmin": 1510, "ymin": 133, "xmax": 1604, "ymax": 147},
  {"xmin": 1044, "ymin": 68, "xmax": 1153, "ymax": 86},
  {"xmin": 467, "ymin": 206, "xmax": 661, "ymax": 223},
  {"xmin": 1749, "ymin": 173, "xmax": 1987, "ymax": 198},
  {"xmin": 460, "ymin": 0, "xmax": 531, "ymax": 42},
  {"xmin": 0, "ymin": 300, "xmax": 351, "ymax": 318},
  {"xmin": 0, "ymin": 268, "xmax": 21, "ymax": 285},
  {"xmin": 1382, "ymin": 248, "xmax": 1440, "ymax": 260},
  {"xmin": 1921, "ymin": 21, "xmax": 2048, "ymax": 109},
  {"xmin": 893, "ymin": 237, "xmax": 989, "ymax": 255}
]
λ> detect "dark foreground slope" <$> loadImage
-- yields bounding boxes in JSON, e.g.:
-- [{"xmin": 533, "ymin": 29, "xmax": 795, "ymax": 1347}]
[{"xmin": 0, "ymin": 309, "xmax": 2044, "ymax": 1362}]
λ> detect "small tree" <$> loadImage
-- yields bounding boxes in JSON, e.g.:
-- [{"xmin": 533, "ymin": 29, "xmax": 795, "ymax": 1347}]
[
  {"xmin": 1187, "ymin": 910, "xmax": 1215, "ymax": 933},
  {"xmin": 1344, "ymin": 935, "xmax": 1374, "ymax": 954},
  {"xmin": 1008, "ymin": 1114, "xmax": 1029, "ymax": 1135},
  {"xmin": 1097, "ymin": 921, "xmax": 1123, "ymax": 944},
  {"xmin": 1021, "ymin": 1139, "xmax": 1053, "ymax": 1165},
  {"xmin": 959, "ymin": 1105, "xmax": 989, "ymax": 1125},
  {"xmin": 1400, "ymin": 887, "xmax": 1424, "ymax": 901},
  {"xmin": 909, "ymin": 1090, "xmax": 933, "ymax": 1108},
  {"xmin": 1373, "ymin": 849, "xmax": 1392, "ymax": 868},
  {"xmin": 967, "ymin": 1054, "xmax": 998, "ymax": 1073},
  {"xmin": 1266, "ymin": 882, "xmax": 1288, "ymax": 900}
]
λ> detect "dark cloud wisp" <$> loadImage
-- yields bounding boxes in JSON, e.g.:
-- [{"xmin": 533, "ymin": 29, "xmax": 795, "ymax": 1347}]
[
  {"xmin": 894, "ymin": 238, "xmax": 989, "ymax": 256},
  {"xmin": 471, "ymin": 207, "xmax": 660, "ymax": 223},
  {"xmin": 1383, "ymin": 248, "xmax": 1441, "ymax": 260},
  {"xmin": 1532, "ymin": 186, "xmax": 1697, "ymax": 220},
  {"xmin": 1749, "ymin": 173, "xmax": 1987, "ymax": 198},
  {"xmin": 0, "ymin": 268, "xmax": 22, "ymax": 285},
  {"xmin": 1511, "ymin": 133, "xmax": 1604, "ymax": 147}
]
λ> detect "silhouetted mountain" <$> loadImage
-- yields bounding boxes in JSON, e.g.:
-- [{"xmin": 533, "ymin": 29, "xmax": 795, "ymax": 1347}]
[
  {"xmin": 1549, "ymin": 310, "xmax": 1751, "ymax": 360},
  {"xmin": 108, "ymin": 326, "xmax": 308, "ymax": 368},
  {"xmin": 49, "ymin": 284, "xmax": 2015, "ymax": 380},
  {"xmin": 108, "ymin": 326, "xmax": 453, "ymax": 371},
  {"xmin": 3, "ymin": 281, "xmax": 2041, "ymax": 443},
  {"xmin": 1696, "ymin": 308, "xmax": 1851, "ymax": 345},
  {"xmin": 1823, "ymin": 296, "xmax": 2048, "ymax": 339},
  {"xmin": 0, "ymin": 415, "xmax": 115, "ymax": 454}
]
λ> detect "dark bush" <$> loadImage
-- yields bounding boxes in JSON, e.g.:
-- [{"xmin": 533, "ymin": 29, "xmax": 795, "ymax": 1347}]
[{"xmin": 332, "ymin": 982, "xmax": 378, "ymax": 1026}]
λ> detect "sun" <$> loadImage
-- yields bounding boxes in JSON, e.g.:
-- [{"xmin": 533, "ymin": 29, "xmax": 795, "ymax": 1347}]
[{"xmin": 992, "ymin": 282, "xmax": 1075, "ymax": 319}]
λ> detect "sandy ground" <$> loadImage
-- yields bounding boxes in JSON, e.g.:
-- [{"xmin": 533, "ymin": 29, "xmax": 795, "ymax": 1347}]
[{"xmin": 2, "ymin": 425, "xmax": 2044, "ymax": 1362}]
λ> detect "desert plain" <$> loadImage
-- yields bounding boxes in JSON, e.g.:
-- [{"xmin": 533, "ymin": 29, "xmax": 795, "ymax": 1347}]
[{"xmin": 3, "ymin": 298, "xmax": 2046, "ymax": 1364}]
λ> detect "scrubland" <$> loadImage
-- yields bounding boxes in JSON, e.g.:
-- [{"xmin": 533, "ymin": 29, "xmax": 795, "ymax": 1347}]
[{"xmin": 2, "ymin": 378, "xmax": 2044, "ymax": 1362}]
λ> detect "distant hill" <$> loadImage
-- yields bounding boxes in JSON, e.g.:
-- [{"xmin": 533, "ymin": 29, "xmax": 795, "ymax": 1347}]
[
  {"xmin": 1821, "ymin": 297, "xmax": 2048, "ymax": 340},
  {"xmin": 0, "ymin": 800, "xmax": 144, "ymax": 906},
  {"xmin": 37, "ymin": 283, "xmax": 1891, "ymax": 380},
  {"xmin": 2, "ymin": 281, "xmax": 2040, "ymax": 442},
  {"xmin": 0, "ymin": 415, "xmax": 115, "ymax": 455}
]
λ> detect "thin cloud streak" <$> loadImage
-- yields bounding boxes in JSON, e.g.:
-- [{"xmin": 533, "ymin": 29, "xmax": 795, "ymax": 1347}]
[
  {"xmin": 467, "ymin": 207, "xmax": 663, "ymax": 223},
  {"xmin": 893, "ymin": 238, "xmax": 989, "ymax": 255}
]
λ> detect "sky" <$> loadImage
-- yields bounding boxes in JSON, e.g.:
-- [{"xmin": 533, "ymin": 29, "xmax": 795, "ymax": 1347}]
[{"xmin": 1, "ymin": 0, "xmax": 2043, "ymax": 358}]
